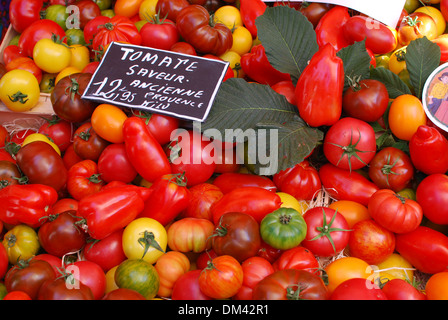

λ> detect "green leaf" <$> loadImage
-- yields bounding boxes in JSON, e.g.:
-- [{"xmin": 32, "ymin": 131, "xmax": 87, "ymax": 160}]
[
  {"xmin": 370, "ymin": 67, "xmax": 412, "ymax": 98},
  {"xmin": 201, "ymin": 78, "xmax": 323, "ymax": 175},
  {"xmin": 252, "ymin": 116, "xmax": 324, "ymax": 175},
  {"xmin": 336, "ymin": 40, "xmax": 372, "ymax": 91},
  {"xmin": 406, "ymin": 37, "xmax": 441, "ymax": 99},
  {"xmin": 202, "ymin": 78, "xmax": 297, "ymax": 135},
  {"xmin": 255, "ymin": 5, "xmax": 318, "ymax": 85}
]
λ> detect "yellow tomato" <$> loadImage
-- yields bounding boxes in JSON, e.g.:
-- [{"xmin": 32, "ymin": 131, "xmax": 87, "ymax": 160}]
[
  {"xmin": 33, "ymin": 38, "xmax": 72, "ymax": 74},
  {"xmin": 276, "ymin": 192, "xmax": 308, "ymax": 214},
  {"xmin": 55, "ymin": 66, "xmax": 81, "ymax": 84},
  {"xmin": 122, "ymin": 218, "xmax": 168, "ymax": 264},
  {"xmin": 22, "ymin": 133, "xmax": 61, "ymax": 155},
  {"xmin": 91, "ymin": 104, "xmax": 128, "ymax": 143},
  {"xmin": 325, "ymin": 257, "xmax": 377, "ymax": 294},
  {"xmin": 213, "ymin": 5, "xmax": 243, "ymax": 29},
  {"xmin": 0, "ymin": 69, "xmax": 40, "ymax": 112},
  {"xmin": 328, "ymin": 200, "xmax": 370, "ymax": 228},
  {"xmin": 388, "ymin": 94, "xmax": 427, "ymax": 141},
  {"xmin": 230, "ymin": 25, "xmax": 253, "ymax": 56},
  {"xmin": 388, "ymin": 47, "xmax": 407, "ymax": 75},
  {"xmin": 2, "ymin": 224, "xmax": 40, "ymax": 264},
  {"xmin": 219, "ymin": 50, "xmax": 245, "ymax": 78},
  {"xmin": 105, "ymin": 265, "xmax": 119, "ymax": 293},
  {"xmin": 415, "ymin": 5, "xmax": 446, "ymax": 36},
  {"xmin": 139, "ymin": 0, "xmax": 158, "ymax": 20},
  {"xmin": 68, "ymin": 44, "xmax": 90, "ymax": 71},
  {"xmin": 377, "ymin": 253, "xmax": 414, "ymax": 282}
]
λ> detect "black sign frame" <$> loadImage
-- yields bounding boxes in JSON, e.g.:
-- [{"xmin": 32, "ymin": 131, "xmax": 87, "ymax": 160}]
[{"xmin": 82, "ymin": 42, "xmax": 229, "ymax": 122}]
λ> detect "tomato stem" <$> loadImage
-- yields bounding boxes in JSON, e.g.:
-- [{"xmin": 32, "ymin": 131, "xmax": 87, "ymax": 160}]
[
  {"xmin": 138, "ymin": 230, "xmax": 165, "ymax": 259},
  {"xmin": 310, "ymin": 208, "xmax": 351, "ymax": 254},
  {"xmin": 8, "ymin": 91, "xmax": 29, "ymax": 104}
]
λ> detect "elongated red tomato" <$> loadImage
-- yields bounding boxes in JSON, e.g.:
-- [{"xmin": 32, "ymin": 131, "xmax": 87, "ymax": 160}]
[
  {"xmin": 122, "ymin": 116, "xmax": 171, "ymax": 182},
  {"xmin": 211, "ymin": 187, "xmax": 282, "ymax": 224},
  {"xmin": 319, "ymin": 163, "xmax": 379, "ymax": 206}
]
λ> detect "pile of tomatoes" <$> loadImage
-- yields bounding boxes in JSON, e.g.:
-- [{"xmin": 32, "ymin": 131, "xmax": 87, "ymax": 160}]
[{"xmin": 1, "ymin": 0, "xmax": 448, "ymax": 301}]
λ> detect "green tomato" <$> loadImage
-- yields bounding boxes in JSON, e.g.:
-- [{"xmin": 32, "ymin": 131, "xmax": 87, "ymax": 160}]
[
  {"xmin": 45, "ymin": 4, "xmax": 69, "ymax": 31},
  {"xmin": 260, "ymin": 207, "xmax": 307, "ymax": 250},
  {"xmin": 94, "ymin": 0, "xmax": 113, "ymax": 10},
  {"xmin": 65, "ymin": 28, "xmax": 86, "ymax": 46},
  {"xmin": 114, "ymin": 259, "xmax": 160, "ymax": 299},
  {"xmin": 101, "ymin": 9, "xmax": 115, "ymax": 18}
]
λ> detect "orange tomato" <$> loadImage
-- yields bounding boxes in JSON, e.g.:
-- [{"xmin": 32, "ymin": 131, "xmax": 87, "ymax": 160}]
[
  {"xmin": 154, "ymin": 251, "xmax": 190, "ymax": 298},
  {"xmin": 114, "ymin": 0, "xmax": 145, "ymax": 17},
  {"xmin": 328, "ymin": 200, "xmax": 370, "ymax": 228},
  {"xmin": 388, "ymin": 94, "xmax": 427, "ymax": 141},
  {"xmin": 425, "ymin": 271, "xmax": 448, "ymax": 300},
  {"xmin": 90, "ymin": 104, "xmax": 128, "ymax": 143},
  {"xmin": 325, "ymin": 256, "xmax": 376, "ymax": 294}
]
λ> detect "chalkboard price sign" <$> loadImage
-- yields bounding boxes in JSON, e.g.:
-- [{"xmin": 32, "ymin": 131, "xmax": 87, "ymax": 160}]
[{"xmin": 82, "ymin": 42, "xmax": 229, "ymax": 122}]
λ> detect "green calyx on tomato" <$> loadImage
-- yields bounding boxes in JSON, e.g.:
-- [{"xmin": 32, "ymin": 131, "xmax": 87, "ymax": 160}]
[
  {"xmin": 260, "ymin": 207, "xmax": 307, "ymax": 250},
  {"xmin": 137, "ymin": 230, "xmax": 166, "ymax": 260},
  {"xmin": 308, "ymin": 208, "xmax": 351, "ymax": 254}
]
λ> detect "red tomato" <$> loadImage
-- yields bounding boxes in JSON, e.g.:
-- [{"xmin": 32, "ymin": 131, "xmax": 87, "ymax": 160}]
[
  {"xmin": 75, "ymin": 0, "xmax": 101, "ymax": 29},
  {"xmin": 198, "ymin": 255, "xmax": 243, "ymax": 299},
  {"xmin": 271, "ymin": 80, "xmax": 297, "ymax": 106},
  {"xmin": 348, "ymin": 219, "xmax": 395, "ymax": 265},
  {"xmin": 176, "ymin": 4, "xmax": 233, "ymax": 56},
  {"xmin": 323, "ymin": 117, "xmax": 377, "ymax": 171},
  {"xmin": 395, "ymin": 226, "xmax": 448, "ymax": 274},
  {"xmin": 382, "ymin": 279, "xmax": 426, "ymax": 300},
  {"xmin": 18, "ymin": 19, "xmax": 66, "ymax": 57},
  {"xmin": 233, "ymin": 256, "xmax": 274, "ymax": 300},
  {"xmin": 38, "ymin": 211, "xmax": 88, "ymax": 257},
  {"xmin": 409, "ymin": 125, "xmax": 448, "ymax": 175},
  {"xmin": 67, "ymin": 159, "xmax": 105, "ymax": 200},
  {"xmin": 9, "ymin": 0, "xmax": 44, "ymax": 33},
  {"xmin": 343, "ymin": 15, "xmax": 397, "ymax": 54},
  {"xmin": 179, "ymin": 183, "xmax": 223, "ymax": 221},
  {"xmin": 272, "ymin": 246, "xmax": 320, "ymax": 275},
  {"xmin": 140, "ymin": 17, "xmax": 179, "ymax": 50},
  {"xmin": 38, "ymin": 116, "xmax": 73, "ymax": 153},
  {"xmin": 83, "ymin": 15, "xmax": 110, "ymax": 47},
  {"xmin": 416, "ymin": 173, "xmax": 448, "ymax": 225},
  {"xmin": 211, "ymin": 211, "xmax": 261, "ymax": 263},
  {"xmin": 4, "ymin": 259, "xmax": 55, "ymax": 300},
  {"xmin": 92, "ymin": 15, "xmax": 142, "ymax": 51},
  {"xmin": 136, "ymin": 111, "xmax": 180, "ymax": 146},
  {"xmin": 273, "ymin": 160, "xmax": 321, "ymax": 201},
  {"xmin": 330, "ymin": 278, "xmax": 387, "ymax": 300},
  {"xmin": 73, "ymin": 122, "xmax": 110, "ymax": 161},
  {"xmin": 211, "ymin": 186, "xmax": 282, "ymax": 224},
  {"xmin": 2, "ymin": 45, "xmax": 27, "ymax": 66},
  {"xmin": 368, "ymin": 189, "xmax": 423, "ymax": 234},
  {"xmin": 301, "ymin": 206, "xmax": 351, "ymax": 257},
  {"xmin": 82, "ymin": 229, "xmax": 127, "ymax": 273},
  {"xmin": 170, "ymin": 41, "xmax": 197, "ymax": 55},
  {"xmin": 342, "ymin": 79, "xmax": 389, "ymax": 122},
  {"xmin": 62, "ymin": 143, "xmax": 83, "ymax": 170},
  {"xmin": 213, "ymin": 172, "xmax": 277, "ymax": 194},
  {"xmin": 166, "ymin": 130, "xmax": 216, "ymax": 187},
  {"xmin": 97, "ymin": 143, "xmax": 138, "ymax": 184},
  {"xmin": 319, "ymin": 163, "xmax": 379, "ymax": 206},
  {"xmin": 0, "ymin": 243, "xmax": 9, "ymax": 280},
  {"xmin": 368, "ymin": 147, "xmax": 414, "ymax": 192},
  {"xmin": 37, "ymin": 277, "xmax": 94, "ymax": 300},
  {"xmin": 171, "ymin": 269, "xmax": 212, "ymax": 300},
  {"xmin": 6, "ymin": 56, "xmax": 42, "ymax": 83},
  {"xmin": 253, "ymin": 268, "xmax": 328, "ymax": 300},
  {"xmin": 66, "ymin": 260, "xmax": 107, "ymax": 300}
]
